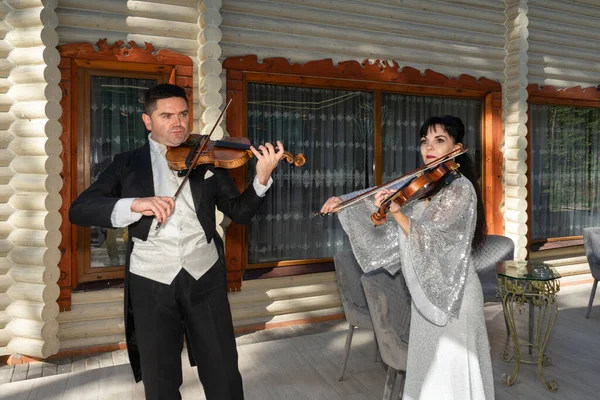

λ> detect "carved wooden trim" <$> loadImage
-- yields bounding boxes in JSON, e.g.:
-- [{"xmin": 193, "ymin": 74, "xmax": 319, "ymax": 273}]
[
  {"xmin": 224, "ymin": 56, "xmax": 503, "ymax": 290},
  {"xmin": 527, "ymin": 83, "xmax": 600, "ymax": 103},
  {"xmin": 57, "ymin": 39, "xmax": 194, "ymax": 309}
]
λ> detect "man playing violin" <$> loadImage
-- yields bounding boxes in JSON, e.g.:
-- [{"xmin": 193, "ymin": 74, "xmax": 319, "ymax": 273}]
[{"xmin": 69, "ymin": 83, "xmax": 284, "ymax": 400}]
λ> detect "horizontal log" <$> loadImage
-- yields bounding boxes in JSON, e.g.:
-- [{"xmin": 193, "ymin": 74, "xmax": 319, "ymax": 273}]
[
  {"xmin": 7, "ymin": 335, "xmax": 59, "ymax": 359},
  {"xmin": 6, "ymin": 299, "xmax": 58, "ymax": 321},
  {"xmin": 199, "ymin": 58, "xmax": 222, "ymax": 77},
  {"xmin": 9, "ymin": 210, "xmax": 59, "ymax": 230},
  {"xmin": 0, "ymin": 93, "xmax": 13, "ymax": 112},
  {"xmin": 504, "ymin": 136, "xmax": 527, "ymax": 150},
  {"xmin": 0, "ymin": 166, "xmax": 13, "ymax": 185},
  {"xmin": 503, "ymin": 148, "xmax": 527, "ymax": 162},
  {"xmin": 0, "ymin": 273, "xmax": 11, "ymax": 292},
  {"xmin": 0, "ymin": 292, "xmax": 11, "ymax": 310},
  {"xmin": 8, "ymin": 46, "xmax": 59, "ymax": 67},
  {"xmin": 505, "ymin": 185, "xmax": 527, "ymax": 199},
  {"xmin": 9, "ymin": 192, "xmax": 61, "ymax": 211},
  {"xmin": 505, "ymin": 172, "xmax": 527, "ymax": 187},
  {"xmin": 505, "ymin": 232, "xmax": 527, "ymax": 248},
  {"xmin": 7, "ymin": 281, "xmax": 59, "ymax": 303},
  {"xmin": 58, "ymin": 334, "xmax": 125, "ymax": 352},
  {"xmin": 5, "ymin": 26, "xmax": 58, "ymax": 48},
  {"xmin": 0, "ymin": 221, "xmax": 11, "ymax": 239},
  {"xmin": 10, "ymin": 64, "xmax": 60, "ymax": 85},
  {"xmin": 10, "ymin": 118, "xmax": 61, "ymax": 138},
  {"xmin": 5, "ymin": 6, "xmax": 58, "ymax": 29},
  {"xmin": 0, "ymin": 112, "xmax": 16, "ymax": 130},
  {"xmin": 0, "ymin": 328, "xmax": 10, "ymax": 347},
  {"xmin": 57, "ymin": 0, "xmax": 199, "ymax": 23},
  {"xmin": 504, "ymin": 197, "xmax": 527, "ymax": 212},
  {"xmin": 504, "ymin": 160, "xmax": 527, "ymax": 174},
  {"xmin": 200, "ymin": 91, "xmax": 223, "ymax": 109},
  {"xmin": 9, "ymin": 229, "xmax": 62, "ymax": 249},
  {"xmin": 505, "ymin": 222, "xmax": 528, "ymax": 236},
  {"xmin": 56, "ymin": 300, "xmax": 122, "ymax": 324},
  {"xmin": 0, "ymin": 77, "xmax": 12, "ymax": 93},
  {"xmin": 10, "ymin": 155, "xmax": 62, "ymax": 174},
  {"xmin": 504, "ymin": 209, "xmax": 527, "ymax": 224},
  {"xmin": 7, "ymin": 318, "xmax": 58, "ymax": 340},
  {"xmin": 8, "ymin": 82, "xmax": 62, "ymax": 102},
  {"xmin": 0, "ymin": 148, "xmax": 15, "ymax": 167},
  {"xmin": 8, "ymin": 136, "xmax": 47, "ymax": 156},
  {"xmin": 9, "ymin": 245, "xmax": 61, "ymax": 267},
  {"xmin": 0, "ymin": 238, "xmax": 15, "ymax": 255},
  {"xmin": 0, "ymin": 203, "xmax": 15, "ymax": 221},
  {"xmin": 57, "ymin": 317, "xmax": 124, "ymax": 341},
  {"xmin": 9, "ymin": 173, "xmax": 63, "ymax": 192},
  {"xmin": 200, "ymin": 8, "xmax": 222, "ymax": 28},
  {"xmin": 10, "ymin": 100, "xmax": 62, "ymax": 121}
]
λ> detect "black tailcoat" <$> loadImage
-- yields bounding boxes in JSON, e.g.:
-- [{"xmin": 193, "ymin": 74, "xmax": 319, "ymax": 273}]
[{"xmin": 69, "ymin": 143, "xmax": 264, "ymax": 382}]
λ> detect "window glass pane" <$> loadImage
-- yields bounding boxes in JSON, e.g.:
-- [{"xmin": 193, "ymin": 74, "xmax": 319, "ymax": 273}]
[
  {"xmin": 530, "ymin": 104, "xmax": 600, "ymax": 240},
  {"xmin": 89, "ymin": 76, "xmax": 156, "ymax": 268},
  {"xmin": 381, "ymin": 94, "xmax": 483, "ymax": 181},
  {"xmin": 247, "ymin": 83, "xmax": 374, "ymax": 264}
]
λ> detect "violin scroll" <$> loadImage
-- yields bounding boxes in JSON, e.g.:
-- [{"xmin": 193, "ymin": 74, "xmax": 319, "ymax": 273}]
[{"xmin": 281, "ymin": 151, "xmax": 306, "ymax": 167}]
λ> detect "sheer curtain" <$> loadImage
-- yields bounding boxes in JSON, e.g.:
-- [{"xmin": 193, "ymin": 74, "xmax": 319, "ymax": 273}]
[
  {"xmin": 247, "ymin": 84, "xmax": 374, "ymax": 264},
  {"xmin": 530, "ymin": 104, "xmax": 600, "ymax": 240},
  {"xmin": 381, "ymin": 94, "xmax": 483, "ymax": 182},
  {"xmin": 89, "ymin": 76, "xmax": 156, "ymax": 268}
]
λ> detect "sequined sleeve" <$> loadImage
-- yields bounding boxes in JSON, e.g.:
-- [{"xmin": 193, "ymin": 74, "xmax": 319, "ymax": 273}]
[{"xmin": 401, "ymin": 176, "xmax": 477, "ymax": 325}]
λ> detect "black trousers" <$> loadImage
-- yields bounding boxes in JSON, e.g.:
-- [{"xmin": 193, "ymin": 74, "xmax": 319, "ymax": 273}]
[{"xmin": 129, "ymin": 262, "xmax": 243, "ymax": 400}]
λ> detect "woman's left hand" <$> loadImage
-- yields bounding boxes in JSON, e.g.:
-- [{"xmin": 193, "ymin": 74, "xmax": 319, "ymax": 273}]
[
  {"xmin": 252, "ymin": 141, "xmax": 285, "ymax": 185},
  {"xmin": 374, "ymin": 189, "xmax": 402, "ymax": 213}
]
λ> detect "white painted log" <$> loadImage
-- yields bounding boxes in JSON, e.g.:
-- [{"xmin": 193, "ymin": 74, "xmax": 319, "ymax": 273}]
[
  {"xmin": 9, "ymin": 173, "xmax": 63, "ymax": 192},
  {"xmin": 58, "ymin": 334, "xmax": 125, "ymax": 352},
  {"xmin": 0, "ymin": 273, "xmax": 11, "ymax": 292},
  {"xmin": 0, "ymin": 77, "xmax": 12, "ymax": 93},
  {"xmin": 0, "ymin": 59, "xmax": 15, "ymax": 79},
  {"xmin": 10, "ymin": 155, "xmax": 62, "ymax": 174},
  {"xmin": 57, "ymin": 11, "xmax": 198, "ymax": 40},
  {"xmin": 505, "ymin": 232, "xmax": 527, "ymax": 248},
  {"xmin": 0, "ymin": 293, "xmax": 11, "ymax": 310},
  {"xmin": 504, "ymin": 197, "xmax": 527, "ymax": 212},
  {"xmin": 0, "ymin": 221, "xmax": 11, "ymax": 239},
  {"xmin": 6, "ymin": 299, "xmax": 58, "ymax": 322},
  {"xmin": 504, "ymin": 160, "xmax": 527, "ymax": 174},
  {"xmin": 0, "ymin": 166, "xmax": 13, "ymax": 185},
  {"xmin": 198, "ymin": 41, "xmax": 221, "ymax": 61},
  {"xmin": 0, "ymin": 238, "xmax": 14, "ymax": 255},
  {"xmin": 514, "ymin": 246, "xmax": 527, "ymax": 261},
  {"xmin": 0, "ymin": 203, "xmax": 15, "ymax": 222},
  {"xmin": 199, "ymin": 74, "xmax": 222, "ymax": 94},
  {"xmin": 0, "ymin": 113, "xmax": 16, "ymax": 130},
  {"xmin": 503, "ymin": 148, "xmax": 527, "ymax": 162},
  {"xmin": 0, "ymin": 130, "xmax": 13, "ymax": 145},
  {"xmin": 504, "ymin": 209, "xmax": 527, "ymax": 225},
  {"xmin": 5, "ymin": 7, "xmax": 58, "ymax": 29},
  {"xmin": 9, "ymin": 229, "xmax": 61, "ymax": 248},
  {"xmin": 56, "ymin": 301, "xmax": 122, "ymax": 324},
  {"xmin": 503, "ymin": 122, "xmax": 527, "ymax": 138},
  {"xmin": 58, "ymin": 0, "xmax": 199, "ymax": 23},
  {"xmin": 9, "ymin": 192, "xmax": 61, "ymax": 211},
  {"xmin": 11, "ymin": 100, "xmax": 61, "ymax": 120},
  {"xmin": 6, "ymin": 318, "xmax": 58, "ymax": 340},
  {"xmin": 5, "ymin": 26, "xmax": 58, "ymax": 49},
  {"xmin": 7, "ymin": 336, "xmax": 59, "ymax": 359},
  {"xmin": 200, "ymin": 8, "xmax": 222, "ymax": 28},
  {"xmin": 0, "ymin": 93, "xmax": 13, "ymax": 112},
  {"xmin": 7, "ymin": 46, "xmax": 46, "ymax": 66},
  {"xmin": 199, "ymin": 25, "xmax": 222, "ymax": 45},
  {"xmin": 8, "ymin": 136, "xmax": 46, "ymax": 156},
  {"xmin": 0, "ymin": 187, "xmax": 14, "ymax": 204},
  {"xmin": 8, "ymin": 244, "xmax": 60, "ymax": 266},
  {"xmin": 200, "ymin": 91, "xmax": 223, "ymax": 108},
  {"xmin": 0, "ymin": 40, "xmax": 15, "ymax": 58},
  {"xmin": 10, "ymin": 118, "xmax": 55, "ymax": 137},
  {"xmin": 5, "ymin": 0, "xmax": 58, "ymax": 12},
  {"xmin": 199, "ymin": 124, "xmax": 223, "ymax": 139},
  {"xmin": 9, "ymin": 65, "xmax": 53, "ymax": 85},
  {"xmin": 505, "ymin": 136, "xmax": 527, "ymax": 150},
  {"xmin": 0, "ymin": 329, "xmax": 10, "ymax": 347},
  {"xmin": 7, "ymin": 281, "xmax": 59, "ymax": 303},
  {"xmin": 8, "ymin": 82, "xmax": 62, "ymax": 102},
  {"xmin": 199, "ymin": 58, "xmax": 222, "ymax": 77},
  {"xmin": 71, "ymin": 287, "xmax": 123, "ymax": 306},
  {"xmin": 504, "ymin": 172, "xmax": 527, "ymax": 187},
  {"xmin": 200, "ymin": 0, "xmax": 223, "ymax": 12},
  {"xmin": 57, "ymin": 317, "xmax": 124, "ymax": 340}
]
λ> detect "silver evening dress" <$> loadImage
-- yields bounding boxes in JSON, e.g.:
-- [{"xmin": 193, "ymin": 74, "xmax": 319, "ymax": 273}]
[{"xmin": 338, "ymin": 175, "xmax": 494, "ymax": 400}]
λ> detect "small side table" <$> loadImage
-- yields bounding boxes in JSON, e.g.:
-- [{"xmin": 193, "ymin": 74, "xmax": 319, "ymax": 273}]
[{"xmin": 496, "ymin": 260, "xmax": 561, "ymax": 392}]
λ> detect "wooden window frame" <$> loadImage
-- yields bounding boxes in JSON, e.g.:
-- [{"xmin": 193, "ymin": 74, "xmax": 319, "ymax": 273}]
[
  {"xmin": 223, "ymin": 56, "xmax": 503, "ymax": 291},
  {"xmin": 526, "ymin": 84, "xmax": 600, "ymax": 252},
  {"xmin": 57, "ymin": 39, "xmax": 193, "ymax": 310}
]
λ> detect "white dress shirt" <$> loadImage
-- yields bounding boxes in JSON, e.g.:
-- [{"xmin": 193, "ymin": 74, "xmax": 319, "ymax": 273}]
[{"xmin": 110, "ymin": 134, "xmax": 272, "ymax": 285}]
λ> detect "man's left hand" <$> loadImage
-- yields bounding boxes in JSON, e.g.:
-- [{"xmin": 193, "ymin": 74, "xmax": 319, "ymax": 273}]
[{"xmin": 251, "ymin": 141, "xmax": 285, "ymax": 185}]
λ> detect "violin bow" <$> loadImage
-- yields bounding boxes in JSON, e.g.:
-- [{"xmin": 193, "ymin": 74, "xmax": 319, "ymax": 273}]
[
  {"xmin": 155, "ymin": 98, "xmax": 232, "ymax": 230},
  {"xmin": 326, "ymin": 147, "xmax": 467, "ymax": 214}
]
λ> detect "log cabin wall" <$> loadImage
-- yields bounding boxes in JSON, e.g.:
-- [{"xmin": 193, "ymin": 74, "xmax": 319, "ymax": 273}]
[{"xmin": 0, "ymin": 1, "xmax": 62, "ymax": 359}]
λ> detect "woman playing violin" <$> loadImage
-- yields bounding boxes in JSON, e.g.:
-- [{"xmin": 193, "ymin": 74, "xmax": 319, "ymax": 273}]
[
  {"xmin": 69, "ymin": 83, "xmax": 283, "ymax": 400},
  {"xmin": 321, "ymin": 116, "xmax": 493, "ymax": 400}
]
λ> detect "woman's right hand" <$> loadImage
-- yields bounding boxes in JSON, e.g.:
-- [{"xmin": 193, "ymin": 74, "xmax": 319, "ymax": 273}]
[{"xmin": 320, "ymin": 196, "xmax": 343, "ymax": 214}]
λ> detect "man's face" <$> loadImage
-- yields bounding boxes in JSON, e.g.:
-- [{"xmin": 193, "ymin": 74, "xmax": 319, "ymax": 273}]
[{"xmin": 142, "ymin": 97, "xmax": 190, "ymax": 147}]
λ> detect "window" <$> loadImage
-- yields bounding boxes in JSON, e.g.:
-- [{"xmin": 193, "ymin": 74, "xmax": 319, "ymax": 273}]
[
  {"xmin": 224, "ymin": 57, "xmax": 502, "ymax": 290},
  {"xmin": 529, "ymin": 104, "xmax": 600, "ymax": 241},
  {"xmin": 57, "ymin": 40, "xmax": 193, "ymax": 310}
]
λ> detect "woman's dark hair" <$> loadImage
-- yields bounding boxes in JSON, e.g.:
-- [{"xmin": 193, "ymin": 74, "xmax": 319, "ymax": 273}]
[
  {"xmin": 419, "ymin": 115, "xmax": 487, "ymax": 252},
  {"xmin": 144, "ymin": 83, "xmax": 188, "ymax": 115}
]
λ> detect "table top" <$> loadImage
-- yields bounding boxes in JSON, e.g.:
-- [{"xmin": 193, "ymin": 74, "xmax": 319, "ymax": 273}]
[{"xmin": 497, "ymin": 260, "xmax": 561, "ymax": 281}]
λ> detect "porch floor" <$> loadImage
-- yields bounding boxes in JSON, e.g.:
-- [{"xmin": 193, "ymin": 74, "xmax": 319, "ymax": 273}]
[{"xmin": 1, "ymin": 281, "xmax": 599, "ymax": 400}]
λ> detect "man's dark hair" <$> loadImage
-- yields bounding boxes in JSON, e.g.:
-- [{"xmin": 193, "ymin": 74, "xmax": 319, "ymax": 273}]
[{"xmin": 144, "ymin": 83, "xmax": 188, "ymax": 115}]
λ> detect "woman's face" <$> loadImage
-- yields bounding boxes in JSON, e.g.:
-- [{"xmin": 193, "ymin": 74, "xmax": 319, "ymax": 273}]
[{"xmin": 420, "ymin": 124, "xmax": 462, "ymax": 164}]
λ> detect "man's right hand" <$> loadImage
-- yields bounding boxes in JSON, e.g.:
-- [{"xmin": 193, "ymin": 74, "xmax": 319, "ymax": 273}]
[
  {"xmin": 320, "ymin": 196, "xmax": 343, "ymax": 214},
  {"xmin": 131, "ymin": 197, "xmax": 175, "ymax": 224}
]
